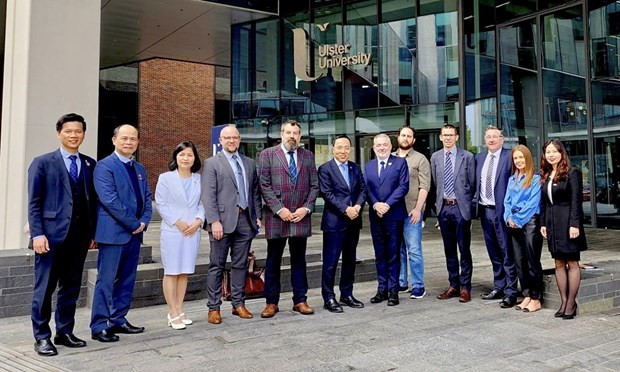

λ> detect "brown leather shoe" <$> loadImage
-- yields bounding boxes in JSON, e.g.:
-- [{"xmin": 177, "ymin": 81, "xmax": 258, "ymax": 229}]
[
  {"xmin": 459, "ymin": 289, "xmax": 471, "ymax": 303},
  {"xmin": 232, "ymin": 306, "xmax": 253, "ymax": 319},
  {"xmin": 292, "ymin": 302, "xmax": 315, "ymax": 315},
  {"xmin": 260, "ymin": 304, "xmax": 279, "ymax": 318},
  {"xmin": 207, "ymin": 310, "xmax": 222, "ymax": 324},
  {"xmin": 436, "ymin": 287, "xmax": 459, "ymax": 300}
]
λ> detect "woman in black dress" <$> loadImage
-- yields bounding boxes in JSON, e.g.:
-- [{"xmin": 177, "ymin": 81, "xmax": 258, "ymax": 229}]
[{"xmin": 539, "ymin": 139, "xmax": 587, "ymax": 320}]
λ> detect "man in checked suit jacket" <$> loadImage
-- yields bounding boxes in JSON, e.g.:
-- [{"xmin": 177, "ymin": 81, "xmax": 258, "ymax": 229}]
[
  {"xmin": 258, "ymin": 120, "xmax": 319, "ymax": 318},
  {"xmin": 431, "ymin": 124, "xmax": 476, "ymax": 303},
  {"xmin": 28, "ymin": 113, "xmax": 97, "ymax": 356},
  {"xmin": 318, "ymin": 135, "xmax": 367, "ymax": 313},
  {"xmin": 90, "ymin": 124, "xmax": 152, "ymax": 343},
  {"xmin": 202, "ymin": 125, "xmax": 262, "ymax": 324}
]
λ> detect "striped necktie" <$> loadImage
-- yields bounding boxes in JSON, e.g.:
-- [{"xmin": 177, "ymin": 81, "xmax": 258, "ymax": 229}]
[
  {"xmin": 288, "ymin": 151, "xmax": 297, "ymax": 184},
  {"xmin": 444, "ymin": 152, "xmax": 455, "ymax": 197}
]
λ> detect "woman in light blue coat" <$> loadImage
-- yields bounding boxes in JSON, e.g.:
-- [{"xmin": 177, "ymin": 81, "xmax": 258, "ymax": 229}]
[
  {"xmin": 155, "ymin": 142, "xmax": 205, "ymax": 329},
  {"xmin": 504, "ymin": 145, "xmax": 543, "ymax": 313}
]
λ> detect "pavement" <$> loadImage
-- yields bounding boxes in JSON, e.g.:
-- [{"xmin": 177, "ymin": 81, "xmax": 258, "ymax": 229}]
[{"xmin": 2, "ymin": 216, "xmax": 620, "ymax": 371}]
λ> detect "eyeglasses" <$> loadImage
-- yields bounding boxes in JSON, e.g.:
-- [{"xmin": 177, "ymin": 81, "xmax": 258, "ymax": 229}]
[{"xmin": 221, "ymin": 136, "xmax": 240, "ymax": 141}]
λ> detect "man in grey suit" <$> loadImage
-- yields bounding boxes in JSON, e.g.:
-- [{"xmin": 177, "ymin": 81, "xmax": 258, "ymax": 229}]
[
  {"xmin": 431, "ymin": 124, "xmax": 476, "ymax": 303},
  {"xmin": 201, "ymin": 125, "xmax": 262, "ymax": 324}
]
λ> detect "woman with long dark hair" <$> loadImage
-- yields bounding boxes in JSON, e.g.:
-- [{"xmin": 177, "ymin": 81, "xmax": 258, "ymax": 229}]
[
  {"xmin": 539, "ymin": 139, "xmax": 587, "ymax": 319},
  {"xmin": 504, "ymin": 145, "xmax": 543, "ymax": 312},
  {"xmin": 155, "ymin": 141, "xmax": 205, "ymax": 329}
]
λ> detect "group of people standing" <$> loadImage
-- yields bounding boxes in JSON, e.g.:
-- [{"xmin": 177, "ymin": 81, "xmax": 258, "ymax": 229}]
[{"xmin": 27, "ymin": 114, "xmax": 587, "ymax": 358}]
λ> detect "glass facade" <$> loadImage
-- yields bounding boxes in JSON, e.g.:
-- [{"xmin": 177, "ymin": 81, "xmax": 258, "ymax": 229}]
[{"xmin": 231, "ymin": 0, "xmax": 620, "ymax": 228}]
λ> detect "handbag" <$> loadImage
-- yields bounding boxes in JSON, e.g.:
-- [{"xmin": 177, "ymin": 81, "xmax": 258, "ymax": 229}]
[{"xmin": 221, "ymin": 251, "xmax": 265, "ymax": 301}]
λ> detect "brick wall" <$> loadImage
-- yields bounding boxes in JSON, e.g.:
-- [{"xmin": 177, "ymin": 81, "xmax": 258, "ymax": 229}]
[{"xmin": 138, "ymin": 59, "xmax": 215, "ymax": 192}]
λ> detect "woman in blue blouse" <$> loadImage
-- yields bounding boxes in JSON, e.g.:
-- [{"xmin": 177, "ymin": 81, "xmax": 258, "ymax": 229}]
[{"xmin": 504, "ymin": 145, "xmax": 543, "ymax": 312}]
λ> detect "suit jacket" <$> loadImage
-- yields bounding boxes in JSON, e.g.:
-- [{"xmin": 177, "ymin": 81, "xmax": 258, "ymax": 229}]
[
  {"xmin": 475, "ymin": 148, "xmax": 512, "ymax": 218},
  {"xmin": 155, "ymin": 171, "xmax": 205, "ymax": 233},
  {"xmin": 318, "ymin": 159, "xmax": 367, "ymax": 232},
  {"xmin": 541, "ymin": 167, "xmax": 587, "ymax": 254},
  {"xmin": 364, "ymin": 155, "xmax": 409, "ymax": 222},
  {"xmin": 201, "ymin": 151, "xmax": 261, "ymax": 233},
  {"xmin": 93, "ymin": 153, "xmax": 152, "ymax": 245},
  {"xmin": 259, "ymin": 145, "xmax": 319, "ymax": 239},
  {"xmin": 431, "ymin": 147, "xmax": 476, "ymax": 220},
  {"xmin": 28, "ymin": 149, "xmax": 97, "ymax": 246}
]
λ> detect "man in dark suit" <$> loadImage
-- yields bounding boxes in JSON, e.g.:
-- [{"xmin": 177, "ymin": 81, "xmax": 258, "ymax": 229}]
[
  {"xmin": 202, "ymin": 125, "xmax": 262, "ymax": 324},
  {"xmin": 90, "ymin": 124, "xmax": 152, "ymax": 343},
  {"xmin": 431, "ymin": 124, "xmax": 476, "ymax": 303},
  {"xmin": 476, "ymin": 126, "xmax": 518, "ymax": 308},
  {"xmin": 318, "ymin": 135, "xmax": 367, "ymax": 313},
  {"xmin": 258, "ymin": 119, "xmax": 319, "ymax": 318},
  {"xmin": 365, "ymin": 133, "xmax": 409, "ymax": 306},
  {"xmin": 28, "ymin": 113, "xmax": 97, "ymax": 356}
]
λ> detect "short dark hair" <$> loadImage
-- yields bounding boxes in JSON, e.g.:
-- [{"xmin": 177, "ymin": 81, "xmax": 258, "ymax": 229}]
[
  {"xmin": 332, "ymin": 134, "xmax": 351, "ymax": 146},
  {"xmin": 168, "ymin": 141, "xmax": 201, "ymax": 173},
  {"xmin": 398, "ymin": 126, "xmax": 415, "ymax": 137},
  {"xmin": 441, "ymin": 124, "xmax": 458, "ymax": 135},
  {"xmin": 56, "ymin": 113, "xmax": 86, "ymax": 132}
]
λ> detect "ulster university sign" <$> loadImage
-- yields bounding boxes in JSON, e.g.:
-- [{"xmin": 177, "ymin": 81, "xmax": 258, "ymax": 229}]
[{"xmin": 292, "ymin": 23, "xmax": 372, "ymax": 82}]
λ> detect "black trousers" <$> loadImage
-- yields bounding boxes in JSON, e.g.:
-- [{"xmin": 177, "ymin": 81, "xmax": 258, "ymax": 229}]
[{"xmin": 509, "ymin": 215, "xmax": 543, "ymax": 299}]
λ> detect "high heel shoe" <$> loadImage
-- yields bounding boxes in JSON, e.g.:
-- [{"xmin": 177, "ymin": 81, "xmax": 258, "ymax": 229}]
[
  {"xmin": 179, "ymin": 312, "xmax": 193, "ymax": 325},
  {"xmin": 554, "ymin": 310, "xmax": 565, "ymax": 318},
  {"xmin": 167, "ymin": 314, "xmax": 186, "ymax": 330},
  {"xmin": 562, "ymin": 304, "xmax": 577, "ymax": 320}
]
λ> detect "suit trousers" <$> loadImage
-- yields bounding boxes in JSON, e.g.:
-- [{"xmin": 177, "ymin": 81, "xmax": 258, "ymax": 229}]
[
  {"xmin": 206, "ymin": 211, "xmax": 254, "ymax": 310},
  {"xmin": 438, "ymin": 204, "xmax": 473, "ymax": 291},
  {"xmin": 264, "ymin": 237, "xmax": 309, "ymax": 305},
  {"xmin": 90, "ymin": 235, "xmax": 141, "ymax": 334},
  {"xmin": 321, "ymin": 227, "xmax": 360, "ymax": 301},
  {"xmin": 31, "ymin": 228, "xmax": 89, "ymax": 340},
  {"xmin": 509, "ymin": 215, "xmax": 544, "ymax": 299},
  {"xmin": 369, "ymin": 218, "xmax": 403, "ymax": 293},
  {"xmin": 480, "ymin": 206, "xmax": 518, "ymax": 297}
]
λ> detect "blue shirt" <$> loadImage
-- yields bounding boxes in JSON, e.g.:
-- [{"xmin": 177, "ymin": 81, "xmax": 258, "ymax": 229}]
[
  {"xmin": 503, "ymin": 173, "xmax": 541, "ymax": 228},
  {"xmin": 60, "ymin": 148, "xmax": 81, "ymax": 176}
]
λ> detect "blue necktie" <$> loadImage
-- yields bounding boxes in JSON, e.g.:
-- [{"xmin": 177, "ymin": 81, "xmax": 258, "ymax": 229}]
[
  {"xmin": 444, "ymin": 152, "xmax": 455, "ymax": 197},
  {"xmin": 485, "ymin": 154, "xmax": 495, "ymax": 200},
  {"xmin": 69, "ymin": 155, "xmax": 78, "ymax": 182},
  {"xmin": 379, "ymin": 161, "xmax": 386, "ymax": 181},
  {"xmin": 232, "ymin": 155, "xmax": 247, "ymax": 209},
  {"xmin": 288, "ymin": 151, "xmax": 297, "ymax": 184},
  {"xmin": 340, "ymin": 163, "xmax": 350, "ymax": 188}
]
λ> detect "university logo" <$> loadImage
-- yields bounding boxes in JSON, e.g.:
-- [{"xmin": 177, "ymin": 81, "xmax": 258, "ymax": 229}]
[{"xmin": 293, "ymin": 23, "xmax": 372, "ymax": 82}]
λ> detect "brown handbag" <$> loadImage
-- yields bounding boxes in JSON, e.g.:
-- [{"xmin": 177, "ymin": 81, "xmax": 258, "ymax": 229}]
[{"xmin": 221, "ymin": 251, "xmax": 265, "ymax": 301}]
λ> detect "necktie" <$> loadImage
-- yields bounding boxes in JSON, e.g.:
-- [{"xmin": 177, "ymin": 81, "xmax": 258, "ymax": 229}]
[
  {"xmin": 340, "ymin": 163, "xmax": 350, "ymax": 188},
  {"xmin": 379, "ymin": 161, "xmax": 386, "ymax": 180},
  {"xmin": 485, "ymin": 154, "xmax": 495, "ymax": 200},
  {"xmin": 444, "ymin": 152, "xmax": 455, "ymax": 197},
  {"xmin": 232, "ymin": 155, "xmax": 247, "ymax": 209},
  {"xmin": 288, "ymin": 151, "xmax": 297, "ymax": 184},
  {"xmin": 69, "ymin": 155, "xmax": 78, "ymax": 182}
]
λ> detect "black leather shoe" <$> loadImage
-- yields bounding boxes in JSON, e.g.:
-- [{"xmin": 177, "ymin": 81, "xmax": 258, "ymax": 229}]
[
  {"xmin": 34, "ymin": 338, "xmax": 58, "ymax": 356},
  {"xmin": 481, "ymin": 289, "xmax": 503, "ymax": 300},
  {"xmin": 91, "ymin": 329, "xmax": 119, "ymax": 343},
  {"xmin": 323, "ymin": 299, "xmax": 344, "ymax": 313},
  {"xmin": 340, "ymin": 295, "xmax": 364, "ymax": 308},
  {"xmin": 500, "ymin": 296, "xmax": 516, "ymax": 308},
  {"xmin": 110, "ymin": 322, "xmax": 145, "ymax": 334},
  {"xmin": 370, "ymin": 291, "xmax": 388, "ymax": 304},
  {"xmin": 387, "ymin": 292, "xmax": 399, "ymax": 306},
  {"xmin": 54, "ymin": 333, "xmax": 86, "ymax": 348}
]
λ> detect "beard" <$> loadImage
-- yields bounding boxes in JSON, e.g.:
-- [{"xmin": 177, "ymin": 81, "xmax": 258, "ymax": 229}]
[
  {"xmin": 283, "ymin": 139, "xmax": 298, "ymax": 151},
  {"xmin": 399, "ymin": 141, "xmax": 413, "ymax": 151}
]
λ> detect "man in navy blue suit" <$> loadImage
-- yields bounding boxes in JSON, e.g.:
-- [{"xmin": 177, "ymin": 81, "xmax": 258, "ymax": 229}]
[
  {"xmin": 476, "ymin": 126, "xmax": 518, "ymax": 308},
  {"xmin": 431, "ymin": 124, "xmax": 476, "ymax": 303},
  {"xmin": 364, "ymin": 134, "xmax": 409, "ymax": 306},
  {"xmin": 28, "ymin": 113, "xmax": 97, "ymax": 356},
  {"xmin": 90, "ymin": 124, "xmax": 152, "ymax": 343},
  {"xmin": 318, "ymin": 135, "xmax": 367, "ymax": 313}
]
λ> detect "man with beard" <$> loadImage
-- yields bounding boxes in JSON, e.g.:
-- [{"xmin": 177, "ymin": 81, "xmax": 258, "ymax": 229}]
[
  {"xmin": 258, "ymin": 120, "xmax": 320, "ymax": 318},
  {"xmin": 393, "ymin": 126, "xmax": 431, "ymax": 299}
]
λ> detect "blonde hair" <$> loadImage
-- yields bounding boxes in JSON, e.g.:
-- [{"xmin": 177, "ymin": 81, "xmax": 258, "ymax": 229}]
[{"xmin": 512, "ymin": 145, "xmax": 535, "ymax": 189}]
